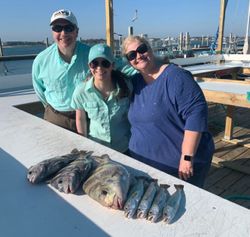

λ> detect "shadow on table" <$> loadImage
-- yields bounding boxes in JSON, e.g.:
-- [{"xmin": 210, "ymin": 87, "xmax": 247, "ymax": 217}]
[{"xmin": 0, "ymin": 148, "xmax": 109, "ymax": 237}]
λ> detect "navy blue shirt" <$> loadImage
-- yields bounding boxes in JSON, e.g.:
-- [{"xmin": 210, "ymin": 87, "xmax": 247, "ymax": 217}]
[{"xmin": 128, "ymin": 64, "xmax": 214, "ymax": 174}]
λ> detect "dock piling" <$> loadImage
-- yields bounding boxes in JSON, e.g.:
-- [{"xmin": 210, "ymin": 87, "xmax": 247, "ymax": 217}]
[{"xmin": 0, "ymin": 38, "xmax": 3, "ymax": 56}]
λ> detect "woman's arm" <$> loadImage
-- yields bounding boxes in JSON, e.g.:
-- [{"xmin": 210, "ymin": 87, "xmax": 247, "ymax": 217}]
[
  {"xmin": 76, "ymin": 109, "xmax": 87, "ymax": 136},
  {"xmin": 178, "ymin": 130, "xmax": 201, "ymax": 181}
]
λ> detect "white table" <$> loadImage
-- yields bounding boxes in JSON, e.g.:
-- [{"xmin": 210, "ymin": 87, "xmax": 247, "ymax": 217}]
[{"xmin": 0, "ymin": 89, "xmax": 250, "ymax": 237}]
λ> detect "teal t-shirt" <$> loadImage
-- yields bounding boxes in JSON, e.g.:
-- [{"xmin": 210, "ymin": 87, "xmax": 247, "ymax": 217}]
[
  {"xmin": 71, "ymin": 77, "xmax": 131, "ymax": 153},
  {"xmin": 32, "ymin": 41, "xmax": 90, "ymax": 111}
]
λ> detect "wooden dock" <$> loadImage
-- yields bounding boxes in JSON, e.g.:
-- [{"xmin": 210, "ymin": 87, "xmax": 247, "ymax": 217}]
[
  {"xmin": 205, "ymin": 103, "xmax": 250, "ymax": 209},
  {"xmin": 0, "ymin": 54, "xmax": 37, "ymax": 61}
]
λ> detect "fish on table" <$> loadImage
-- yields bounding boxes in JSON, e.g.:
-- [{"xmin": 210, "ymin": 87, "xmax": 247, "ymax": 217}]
[
  {"xmin": 27, "ymin": 149, "xmax": 85, "ymax": 184},
  {"xmin": 83, "ymin": 155, "xmax": 131, "ymax": 210},
  {"xmin": 124, "ymin": 176, "xmax": 148, "ymax": 219},
  {"xmin": 137, "ymin": 179, "xmax": 158, "ymax": 219},
  {"xmin": 50, "ymin": 151, "xmax": 93, "ymax": 194},
  {"xmin": 147, "ymin": 184, "xmax": 170, "ymax": 223},
  {"xmin": 162, "ymin": 184, "xmax": 184, "ymax": 224}
]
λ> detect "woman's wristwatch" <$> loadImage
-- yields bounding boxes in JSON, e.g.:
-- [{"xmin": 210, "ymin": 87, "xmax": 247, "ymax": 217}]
[{"xmin": 184, "ymin": 155, "xmax": 193, "ymax": 161}]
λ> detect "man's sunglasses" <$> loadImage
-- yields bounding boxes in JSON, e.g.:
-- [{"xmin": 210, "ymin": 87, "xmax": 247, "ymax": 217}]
[
  {"xmin": 89, "ymin": 59, "xmax": 111, "ymax": 69},
  {"xmin": 52, "ymin": 24, "xmax": 75, "ymax": 33},
  {"xmin": 126, "ymin": 43, "xmax": 148, "ymax": 61}
]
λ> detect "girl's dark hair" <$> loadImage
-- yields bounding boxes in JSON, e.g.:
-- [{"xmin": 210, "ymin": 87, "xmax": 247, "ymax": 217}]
[
  {"xmin": 111, "ymin": 70, "xmax": 130, "ymax": 99},
  {"xmin": 86, "ymin": 69, "xmax": 131, "ymax": 100}
]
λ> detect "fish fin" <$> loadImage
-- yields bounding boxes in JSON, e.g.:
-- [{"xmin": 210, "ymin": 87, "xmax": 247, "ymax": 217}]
[
  {"xmin": 79, "ymin": 150, "xmax": 88, "ymax": 155},
  {"xmin": 101, "ymin": 154, "xmax": 111, "ymax": 162},
  {"xmin": 91, "ymin": 154, "xmax": 110, "ymax": 164},
  {"xmin": 71, "ymin": 148, "xmax": 79, "ymax": 154}
]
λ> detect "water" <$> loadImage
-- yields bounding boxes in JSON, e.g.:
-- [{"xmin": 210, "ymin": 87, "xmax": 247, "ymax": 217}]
[
  {"xmin": 0, "ymin": 41, "xmax": 211, "ymax": 77},
  {"xmin": 0, "ymin": 45, "xmax": 46, "ymax": 76}
]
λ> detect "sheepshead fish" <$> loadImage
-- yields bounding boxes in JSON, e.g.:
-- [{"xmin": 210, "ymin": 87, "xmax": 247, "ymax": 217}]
[
  {"xmin": 83, "ymin": 155, "xmax": 131, "ymax": 210},
  {"xmin": 137, "ymin": 179, "xmax": 158, "ymax": 219},
  {"xmin": 50, "ymin": 151, "xmax": 93, "ymax": 194},
  {"xmin": 163, "ymin": 184, "xmax": 184, "ymax": 224},
  {"xmin": 147, "ymin": 184, "xmax": 170, "ymax": 223},
  {"xmin": 124, "ymin": 176, "xmax": 148, "ymax": 219},
  {"xmin": 27, "ymin": 149, "xmax": 84, "ymax": 184}
]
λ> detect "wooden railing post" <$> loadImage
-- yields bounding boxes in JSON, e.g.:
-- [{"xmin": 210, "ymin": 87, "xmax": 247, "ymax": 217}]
[
  {"xmin": 217, "ymin": 0, "xmax": 226, "ymax": 54},
  {"xmin": 105, "ymin": 0, "xmax": 114, "ymax": 51},
  {"xmin": 45, "ymin": 37, "xmax": 49, "ymax": 48}
]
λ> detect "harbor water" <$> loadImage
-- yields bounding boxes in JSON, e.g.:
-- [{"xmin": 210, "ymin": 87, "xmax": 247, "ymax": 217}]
[
  {"xmin": 0, "ymin": 40, "xmax": 209, "ymax": 77},
  {"xmin": 0, "ymin": 45, "xmax": 46, "ymax": 76}
]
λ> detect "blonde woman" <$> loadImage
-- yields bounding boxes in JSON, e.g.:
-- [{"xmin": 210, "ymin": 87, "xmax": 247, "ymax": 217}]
[{"xmin": 122, "ymin": 36, "xmax": 214, "ymax": 188}]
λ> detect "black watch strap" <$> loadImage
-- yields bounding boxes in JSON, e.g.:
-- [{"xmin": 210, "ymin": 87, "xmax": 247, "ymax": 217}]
[{"xmin": 184, "ymin": 155, "xmax": 192, "ymax": 161}]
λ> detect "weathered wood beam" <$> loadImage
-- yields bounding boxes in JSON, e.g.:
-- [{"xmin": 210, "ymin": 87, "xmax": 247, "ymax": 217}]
[
  {"xmin": 203, "ymin": 90, "xmax": 250, "ymax": 108},
  {"xmin": 105, "ymin": 0, "xmax": 114, "ymax": 50},
  {"xmin": 217, "ymin": 0, "xmax": 227, "ymax": 53},
  {"xmin": 195, "ymin": 77, "xmax": 250, "ymax": 84}
]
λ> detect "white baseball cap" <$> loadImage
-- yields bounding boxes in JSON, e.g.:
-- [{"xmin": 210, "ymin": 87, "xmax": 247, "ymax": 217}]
[{"xmin": 50, "ymin": 9, "xmax": 78, "ymax": 26}]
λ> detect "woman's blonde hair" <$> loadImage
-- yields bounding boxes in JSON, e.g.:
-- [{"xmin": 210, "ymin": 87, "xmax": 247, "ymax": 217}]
[{"xmin": 122, "ymin": 35, "xmax": 152, "ymax": 56}]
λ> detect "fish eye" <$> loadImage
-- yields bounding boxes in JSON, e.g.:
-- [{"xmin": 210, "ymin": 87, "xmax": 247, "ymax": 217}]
[
  {"xmin": 101, "ymin": 190, "xmax": 108, "ymax": 196},
  {"xmin": 58, "ymin": 180, "xmax": 63, "ymax": 184}
]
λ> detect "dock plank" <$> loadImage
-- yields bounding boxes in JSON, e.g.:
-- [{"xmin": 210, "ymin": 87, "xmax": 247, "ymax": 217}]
[{"xmin": 206, "ymin": 104, "xmax": 250, "ymax": 209}]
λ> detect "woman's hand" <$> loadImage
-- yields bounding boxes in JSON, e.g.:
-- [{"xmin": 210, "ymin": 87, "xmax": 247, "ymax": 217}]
[
  {"xmin": 179, "ymin": 130, "xmax": 201, "ymax": 181},
  {"xmin": 178, "ymin": 157, "xmax": 193, "ymax": 181}
]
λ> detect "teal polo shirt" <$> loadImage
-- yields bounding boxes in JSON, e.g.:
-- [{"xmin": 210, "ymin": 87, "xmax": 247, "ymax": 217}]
[
  {"xmin": 71, "ymin": 77, "xmax": 131, "ymax": 153},
  {"xmin": 32, "ymin": 41, "xmax": 90, "ymax": 111}
]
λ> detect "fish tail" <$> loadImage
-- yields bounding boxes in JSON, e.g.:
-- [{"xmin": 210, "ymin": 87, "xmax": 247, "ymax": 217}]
[
  {"xmin": 174, "ymin": 184, "xmax": 184, "ymax": 190},
  {"xmin": 160, "ymin": 184, "xmax": 170, "ymax": 189}
]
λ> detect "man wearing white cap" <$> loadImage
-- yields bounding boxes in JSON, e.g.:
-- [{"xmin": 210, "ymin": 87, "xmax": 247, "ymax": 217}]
[{"xmin": 32, "ymin": 9, "xmax": 90, "ymax": 132}]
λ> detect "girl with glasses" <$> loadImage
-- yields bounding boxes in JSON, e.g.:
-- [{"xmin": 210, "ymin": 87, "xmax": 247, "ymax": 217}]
[
  {"xmin": 122, "ymin": 36, "xmax": 215, "ymax": 188},
  {"xmin": 71, "ymin": 44, "xmax": 132, "ymax": 153}
]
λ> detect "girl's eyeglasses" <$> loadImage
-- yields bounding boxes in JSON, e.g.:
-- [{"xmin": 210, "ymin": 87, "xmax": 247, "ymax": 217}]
[
  {"xmin": 89, "ymin": 59, "xmax": 111, "ymax": 69},
  {"xmin": 52, "ymin": 24, "xmax": 75, "ymax": 33},
  {"xmin": 125, "ymin": 43, "xmax": 148, "ymax": 61}
]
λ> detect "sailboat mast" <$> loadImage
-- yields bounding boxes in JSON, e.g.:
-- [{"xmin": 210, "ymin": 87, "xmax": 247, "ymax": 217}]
[{"xmin": 243, "ymin": 0, "xmax": 250, "ymax": 54}]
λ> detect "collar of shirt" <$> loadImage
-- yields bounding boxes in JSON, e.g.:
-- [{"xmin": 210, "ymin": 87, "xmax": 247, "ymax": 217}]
[
  {"xmin": 56, "ymin": 42, "xmax": 79, "ymax": 66},
  {"xmin": 85, "ymin": 76, "xmax": 120, "ymax": 101}
]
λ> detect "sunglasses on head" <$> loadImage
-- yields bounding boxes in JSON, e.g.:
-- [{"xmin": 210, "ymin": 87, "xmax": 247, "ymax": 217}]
[
  {"xmin": 52, "ymin": 24, "xmax": 75, "ymax": 33},
  {"xmin": 89, "ymin": 59, "xmax": 111, "ymax": 69},
  {"xmin": 126, "ymin": 43, "xmax": 148, "ymax": 61}
]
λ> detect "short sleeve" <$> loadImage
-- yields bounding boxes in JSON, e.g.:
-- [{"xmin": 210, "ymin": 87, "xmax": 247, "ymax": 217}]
[
  {"xmin": 173, "ymin": 68, "xmax": 208, "ymax": 132},
  {"xmin": 71, "ymin": 83, "xmax": 86, "ymax": 110}
]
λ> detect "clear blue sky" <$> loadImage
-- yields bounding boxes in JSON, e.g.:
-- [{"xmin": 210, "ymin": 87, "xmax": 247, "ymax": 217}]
[{"xmin": 0, "ymin": 0, "xmax": 249, "ymax": 41}]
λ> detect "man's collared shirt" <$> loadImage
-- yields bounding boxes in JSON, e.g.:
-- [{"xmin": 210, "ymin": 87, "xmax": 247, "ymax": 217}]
[{"xmin": 32, "ymin": 41, "xmax": 90, "ymax": 111}]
